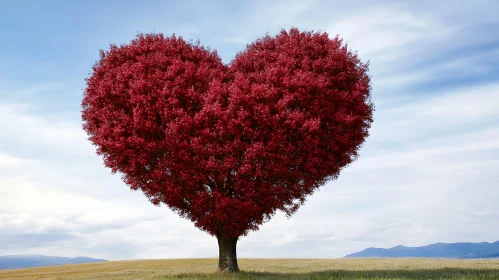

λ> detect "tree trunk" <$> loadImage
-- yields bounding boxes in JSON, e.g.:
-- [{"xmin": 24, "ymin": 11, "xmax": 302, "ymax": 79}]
[{"xmin": 217, "ymin": 234, "xmax": 239, "ymax": 272}]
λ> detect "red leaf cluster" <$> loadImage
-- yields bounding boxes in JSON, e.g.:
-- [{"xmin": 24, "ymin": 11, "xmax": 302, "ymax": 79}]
[{"xmin": 82, "ymin": 28, "xmax": 374, "ymax": 238}]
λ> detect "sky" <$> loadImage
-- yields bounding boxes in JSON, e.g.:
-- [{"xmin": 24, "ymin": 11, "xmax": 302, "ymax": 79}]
[{"xmin": 0, "ymin": 0, "xmax": 498, "ymax": 260}]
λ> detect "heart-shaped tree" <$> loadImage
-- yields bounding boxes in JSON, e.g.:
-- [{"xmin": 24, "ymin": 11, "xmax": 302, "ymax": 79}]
[{"xmin": 82, "ymin": 28, "xmax": 374, "ymax": 272}]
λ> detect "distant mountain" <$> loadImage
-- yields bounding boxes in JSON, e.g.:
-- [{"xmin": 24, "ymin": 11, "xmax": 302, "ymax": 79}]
[
  {"xmin": 345, "ymin": 241, "xmax": 499, "ymax": 258},
  {"xmin": 0, "ymin": 255, "xmax": 107, "ymax": 270}
]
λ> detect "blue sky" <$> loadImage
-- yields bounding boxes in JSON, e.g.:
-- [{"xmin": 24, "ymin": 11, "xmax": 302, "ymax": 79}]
[{"xmin": 1, "ymin": 0, "xmax": 498, "ymax": 260}]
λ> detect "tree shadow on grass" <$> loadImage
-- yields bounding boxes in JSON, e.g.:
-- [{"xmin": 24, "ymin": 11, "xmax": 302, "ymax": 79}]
[{"xmin": 167, "ymin": 268, "xmax": 499, "ymax": 279}]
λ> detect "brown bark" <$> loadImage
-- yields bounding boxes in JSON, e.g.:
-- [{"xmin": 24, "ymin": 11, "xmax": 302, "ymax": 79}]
[{"xmin": 217, "ymin": 234, "xmax": 239, "ymax": 272}]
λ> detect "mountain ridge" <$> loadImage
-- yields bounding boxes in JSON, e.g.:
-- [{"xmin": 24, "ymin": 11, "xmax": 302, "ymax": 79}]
[
  {"xmin": 0, "ymin": 255, "xmax": 107, "ymax": 270},
  {"xmin": 345, "ymin": 241, "xmax": 499, "ymax": 258}
]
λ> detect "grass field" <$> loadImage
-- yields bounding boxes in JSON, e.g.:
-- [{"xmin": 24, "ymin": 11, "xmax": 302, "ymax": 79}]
[{"xmin": 1, "ymin": 258, "xmax": 499, "ymax": 280}]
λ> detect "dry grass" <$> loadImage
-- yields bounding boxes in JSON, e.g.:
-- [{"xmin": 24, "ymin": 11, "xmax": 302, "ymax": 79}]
[{"xmin": 1, "ymin": 258, "xmax": 499, "ymax": 279}]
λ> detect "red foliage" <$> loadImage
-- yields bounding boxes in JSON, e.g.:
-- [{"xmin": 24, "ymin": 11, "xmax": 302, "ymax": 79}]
[{"xmin": 82, "ymin": 28, "xmax": 374, "ymax": 238}]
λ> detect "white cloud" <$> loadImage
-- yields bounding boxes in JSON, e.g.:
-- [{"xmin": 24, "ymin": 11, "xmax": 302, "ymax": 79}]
[
  {"xmin": 326, "ymin": 10, "xmax": 453, "ymax": 59},
  {"xmin": 0, "ymin": 153, "xmax": 35, "ymax": 167},
  {"xmin": 0, "ymin": 102, "xmax": 93, "ymax": 158}
]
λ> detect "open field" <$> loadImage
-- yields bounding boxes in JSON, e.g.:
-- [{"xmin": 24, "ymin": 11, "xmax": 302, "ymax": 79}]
[{"xmin": 1, "ymin": 258, "xmax": 499, "ymax": 280}]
